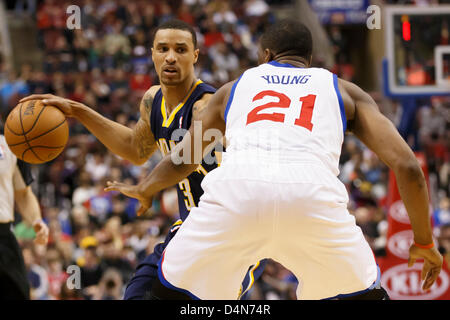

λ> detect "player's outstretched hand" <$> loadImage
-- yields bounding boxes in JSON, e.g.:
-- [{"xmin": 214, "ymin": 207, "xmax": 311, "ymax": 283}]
[
  {"xmin": 33, "ymin": 219, "xmax": 49, "ymax": 246},
  {"xmin": 104, "ymin": 181, "xmax": 153, "ymax": 216},
  {"xmin": 19, "ymin": 94, "xmax": 77, "ymax": 118},
  {"xmin": 408, "ymin": 244, "xmax": 443, "ymax": 291}
]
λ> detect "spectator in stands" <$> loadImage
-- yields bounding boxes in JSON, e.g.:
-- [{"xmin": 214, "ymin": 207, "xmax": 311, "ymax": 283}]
[
  {"xmin": 22, "ymin": 244, "xmax": 49, "ymax": 300},
  {"xmin": 45, "ymin": 246, "xmax": 68, "ymax": 300},
  {"xmin": 245, "ymin": 0, "xmax": 270, "ymax": 17},
  {"xmin": 72, "ymin": 170, "xmax": 97, "ymax": 207},
  {"xmin": 208, "ymin": 42, "xmax": 239, "ymax": 78},
  {"xmin": 14, "ymin": 0, "xmax": 36, "ymax": 16},
  {"xmin": 93, "ymin": 268, "xmax": 124, "ymax": 300},
  {"xmin": 434, "ymin": 197, "xmax": 450, "ymax": 227},
  {"xmin": 0, "ymin": 70, "xmax": 29, "ymax": 108}
]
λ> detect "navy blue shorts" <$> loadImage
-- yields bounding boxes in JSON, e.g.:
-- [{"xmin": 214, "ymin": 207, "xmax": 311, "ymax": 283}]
[{"xmin": 123, "ymin": 221, "xmax": 266, "ymax": 300}]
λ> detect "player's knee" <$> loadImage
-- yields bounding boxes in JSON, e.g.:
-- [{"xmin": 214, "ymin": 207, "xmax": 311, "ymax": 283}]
[
  {"xmin": 123, "ymin": 282, "xmax": 150, "ymax": 300},
  {"xmin": 123, "ymin": 265, "xmax": 158, "ymax": 300},
  {"xmin": 149, "ymin": 276, "xmax": 192, "ymax": 300}
]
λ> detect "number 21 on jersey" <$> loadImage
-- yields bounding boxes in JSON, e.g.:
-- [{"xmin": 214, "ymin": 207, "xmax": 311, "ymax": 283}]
[{"xmin": 246, "ymin": 90, "xmax": 317, "ymax": 131}]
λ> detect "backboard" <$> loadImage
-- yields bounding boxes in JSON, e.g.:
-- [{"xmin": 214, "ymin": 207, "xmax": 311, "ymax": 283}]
[{"xmin": 384, "ymin": 5, "xmax": 450, "ymax": 97}]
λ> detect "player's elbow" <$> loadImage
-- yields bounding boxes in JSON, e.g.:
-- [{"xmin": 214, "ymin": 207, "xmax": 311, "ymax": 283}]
[
  {"xmin": 131, "ymin": 157, "xmax": 147, "ymax": 166},
  {"xmin": 395, "ymin": 158, "xmax": 424, "ymax": 182},
  {"xmin": 126, "ymin": 140, "xmax": 150, "ymax": 165}
]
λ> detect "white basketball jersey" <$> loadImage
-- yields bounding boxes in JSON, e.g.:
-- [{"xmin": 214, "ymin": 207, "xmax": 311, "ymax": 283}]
[{"xmin": 224, "ymin": 61, "xmax": 346, "ymax": 176}]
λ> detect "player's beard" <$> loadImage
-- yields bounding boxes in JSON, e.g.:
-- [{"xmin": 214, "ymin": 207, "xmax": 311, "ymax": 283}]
[
  {"xmin": 160, "ymin": 78, "xmax": 184, "ymax": 86},
  {"xmin": 160, "ymin": 73, "xmax": 184, "ymax": 86}
]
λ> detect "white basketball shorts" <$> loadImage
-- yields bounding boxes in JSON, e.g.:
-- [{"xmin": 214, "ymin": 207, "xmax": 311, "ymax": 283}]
[{"xmin": 158, "ymin": 160, "xmax": 378, "ymax": 300}]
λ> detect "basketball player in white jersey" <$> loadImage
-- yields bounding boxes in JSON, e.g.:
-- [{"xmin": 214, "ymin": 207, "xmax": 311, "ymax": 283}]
[{"xmin": 106, "ymin": 20, "xmax": 443, "ymax": 300}]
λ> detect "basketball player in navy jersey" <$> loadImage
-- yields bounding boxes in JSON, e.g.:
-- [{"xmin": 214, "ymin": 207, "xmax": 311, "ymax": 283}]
[{"xmin": 21, "ymin": 19, "xmax": 265, "ymax": 300}]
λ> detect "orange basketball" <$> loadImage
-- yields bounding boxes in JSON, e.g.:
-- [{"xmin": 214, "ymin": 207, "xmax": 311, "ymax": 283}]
[{"xmin": 4, "ymin": 99, "xmax": 69, "ymax": 164}]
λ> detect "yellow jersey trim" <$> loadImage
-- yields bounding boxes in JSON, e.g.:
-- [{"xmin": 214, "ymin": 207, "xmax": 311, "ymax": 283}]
[
  {"xmin": 238, "ymin": 260, "xmax": 261, "ymax": 299},
  {"xmin": 172, "ymin": 219, "xmax": 183, "ymax": 227},
  {"xmin": 161, "ymin": 80, "xmax": 203, "ymax": 128}
]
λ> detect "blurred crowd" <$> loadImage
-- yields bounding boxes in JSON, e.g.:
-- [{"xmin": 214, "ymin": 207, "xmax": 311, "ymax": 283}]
[{"xmin": 0, "ymin": 0, "xmax": 449, "ymax": 300}]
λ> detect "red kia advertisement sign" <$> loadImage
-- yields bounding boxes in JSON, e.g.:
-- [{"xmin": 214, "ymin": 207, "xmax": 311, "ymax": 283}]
[{"xmin": 377, "ymin": 152, "xmax": 450, "ymax": 299}]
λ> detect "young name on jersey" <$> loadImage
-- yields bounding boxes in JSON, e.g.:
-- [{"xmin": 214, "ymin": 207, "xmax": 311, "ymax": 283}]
[{"xmin": 261, "ymin": 74, "xmax": 311, "ymax": 85}]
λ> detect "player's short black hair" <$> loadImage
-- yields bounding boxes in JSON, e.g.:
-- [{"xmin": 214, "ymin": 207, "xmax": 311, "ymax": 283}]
[
  {"xmin": 152, "ymin": 19, "xmax": 197, "ymax": 48},
  {"xmin": 260, "ymin": 19, "xmax": 313, "ymax": 61}
]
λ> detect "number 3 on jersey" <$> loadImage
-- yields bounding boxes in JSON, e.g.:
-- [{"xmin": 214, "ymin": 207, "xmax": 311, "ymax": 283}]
[
  {"xmin": 179, "ymin": 179, "xmax": 195, "ymax": 211},
  {"xmin": 246, "ymin": 90, "xmax": 316, "ymax": 131}
]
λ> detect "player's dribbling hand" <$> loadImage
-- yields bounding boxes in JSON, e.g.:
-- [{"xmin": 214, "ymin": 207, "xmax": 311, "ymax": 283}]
[
  {"xmin": 104, "ymin": 181, "xmax": 153, "ymax": 216},
  {"xmin": 408, "ymin": 244, "xmax": 443, "ymax": 291},
  {"xmin": 19, "ymin": 94, "xmax": 76, "ymax": 117},
  {"xmin": 33, "ymin": 219, "xmax": 49, "ymax": 246}
]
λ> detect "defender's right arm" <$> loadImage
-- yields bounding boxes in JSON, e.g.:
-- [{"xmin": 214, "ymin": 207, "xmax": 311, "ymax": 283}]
[
  {"xmin": 339, "ymin": 78, "xmax": 443, "ymax": 290},
  {"xmin": 20, "ymin": 87, "xmax": 159, "ymax": 165},
  {"xmin": 104, "ymin": 81, "xmax": 232, "ymax": 216}
]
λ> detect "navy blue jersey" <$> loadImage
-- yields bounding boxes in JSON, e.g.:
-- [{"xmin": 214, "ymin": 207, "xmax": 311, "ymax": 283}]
[{"xmin": 150, "ymin": 80, "xmax": 217, "ymax": 221}]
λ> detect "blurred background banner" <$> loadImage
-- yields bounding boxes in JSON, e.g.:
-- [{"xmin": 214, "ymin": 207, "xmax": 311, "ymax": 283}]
[
  {"xmin": 378, "ymin": 152, "xmax": 450, "ymax": 300},
  {"xmin": 308, "ymin": 0, "xmax": 370, "ymax": 24}
]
